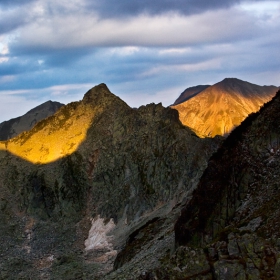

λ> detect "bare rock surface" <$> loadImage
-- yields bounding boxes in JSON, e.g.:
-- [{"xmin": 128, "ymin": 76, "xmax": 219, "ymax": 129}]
[{"xmin": 172, "ymin": 85, "xmax": 210, "ymax": 105}]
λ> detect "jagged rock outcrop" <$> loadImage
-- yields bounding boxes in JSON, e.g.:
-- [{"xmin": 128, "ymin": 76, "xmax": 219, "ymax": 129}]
[
  {"xmin": 0, "ymin": 100, "xmax": 64, "ymax": 140},
  {"xmin": 0, "ymin": 84, "xmax": 219, "ymax": 279},
  {"xmin": 172, "ymin": 78, "xmax": 278, "ymax": 137}
]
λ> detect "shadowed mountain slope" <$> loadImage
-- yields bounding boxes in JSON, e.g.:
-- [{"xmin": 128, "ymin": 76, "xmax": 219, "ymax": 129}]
[
  {"xmin": 0, "ymin": 100, "xmax": 64, "ymax": 140},
  {"xmin": 172, "ymin": 78, "xmax": 278, "ymax": 137},
  {"xmin": 0, "ymin": 84, "xmax": 219, "ymax": 279},
  {"xmin": 173, "ymin": 85, "xmax": 210, "ymax": 105}
]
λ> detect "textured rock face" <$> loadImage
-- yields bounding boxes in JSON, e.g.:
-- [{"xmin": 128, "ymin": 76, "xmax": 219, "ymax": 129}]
[
  {"xmin": 0, "ymin": 84, "xmax": 219, "ymax": 279},
  {"xmin": 172, "ymin": 89, "xmax": 280, "ymax": 279},
  {"xmin": 172, "ymin": 78, "xmax": 278, "ymax": 137},
  {"xmin": 0, "ymin": 100, "xmax": 64, "ymax": 140}
]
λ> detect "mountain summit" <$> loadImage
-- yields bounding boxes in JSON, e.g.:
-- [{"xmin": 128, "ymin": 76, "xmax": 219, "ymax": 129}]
[{"xmin": 172, "ymin": 78, "xmax": 278, "ymax": 137}]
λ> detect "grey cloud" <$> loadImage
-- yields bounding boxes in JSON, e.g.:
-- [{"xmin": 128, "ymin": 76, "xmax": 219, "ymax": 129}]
[
  {"xmin": 0, "ymin": 3, "xmax": 35, "ymax": 35},
  {"xmin": 0, "ymin": 58, "xmax": 42, "ymax": 78},
  {"xmin": 0, "ymin": 0, "xmax": 36, "ymax": 7},
  {"xmin": 0, "ymin": 17, "xmax": 26, "ymax": 35},
  {"xmin": 89, "ymin": 0, "xmax": 241, "ymax": 17},
  {"xmin": 9, "ymin": 42, "xmax": 94, "ymax": 70}
]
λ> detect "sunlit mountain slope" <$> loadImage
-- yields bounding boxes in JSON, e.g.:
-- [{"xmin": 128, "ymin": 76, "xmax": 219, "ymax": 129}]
[
  {"xmin": 172, "ymin": 78, "xmax": 278, "ymax": 137},
  {"xmin": 0, "ymin": 99, "xmax": 98, "ymax": 164}
]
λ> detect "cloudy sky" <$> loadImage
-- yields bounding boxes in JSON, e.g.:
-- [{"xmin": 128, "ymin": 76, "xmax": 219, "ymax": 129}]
[{"xmin": 0, "ymin": 0, "xmax": 279, "ymax": 122}]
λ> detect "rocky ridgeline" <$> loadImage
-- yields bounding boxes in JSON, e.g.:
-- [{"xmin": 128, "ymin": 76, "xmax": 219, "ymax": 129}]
[
  {"xmin": 0, "ymin": 84, "xmax": 219, "ymax": 279},
  {"xmin": 172, "ymin": 85, "xmax": 210, "ymax": 105}
]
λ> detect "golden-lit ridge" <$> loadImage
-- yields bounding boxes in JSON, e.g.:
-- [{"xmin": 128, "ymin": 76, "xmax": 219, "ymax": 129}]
[
  {"xmin": 0, "ymin": 104, "xmax": 98, "ymax": 164},
  {"xmin": 0, "ymin": 84, "xmax": 111, "ymax": 164}
]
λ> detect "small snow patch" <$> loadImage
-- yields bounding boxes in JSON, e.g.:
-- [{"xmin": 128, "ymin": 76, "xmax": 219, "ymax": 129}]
[{"xmin": 84, "ymin": 215, "xmax": 115, "ymax": 251}]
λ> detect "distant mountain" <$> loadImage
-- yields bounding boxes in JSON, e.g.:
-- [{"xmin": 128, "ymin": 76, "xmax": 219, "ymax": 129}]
[
  {"xmin": 0, "ymin": 100, "xmax": 64, "ymax": 140},
  {"xmin": 172, "ymin": 78, "xmax": 279, "ymax": 137},
  {"xmin": 172, "ymin": 85, "xmax": 210, "ymax": 105}
]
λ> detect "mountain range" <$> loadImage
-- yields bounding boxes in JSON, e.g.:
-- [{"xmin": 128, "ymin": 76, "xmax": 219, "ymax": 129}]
[
  {"xmin": 0, "ymin": 79, "xmax": 280, "ymax": 279},
  {"xmin": 172, "ymin": 78, "xmax": 279, "ymax": 137}
]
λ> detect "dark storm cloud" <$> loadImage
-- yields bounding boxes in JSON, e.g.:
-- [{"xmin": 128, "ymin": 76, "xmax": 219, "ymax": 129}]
[{"xmin": 89, "ymin": 0, "xmax": 241, "ymax": 17}]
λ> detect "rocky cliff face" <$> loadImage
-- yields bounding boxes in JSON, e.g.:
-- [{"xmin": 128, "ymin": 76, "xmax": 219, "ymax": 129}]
[
  {"xmin": 0, "ymin": 84, "xmax": 219, "ymax": 279},
  {"xmin": 0, "ymin": 100, "xmax": 64, "ymax": 141},
  {"xmin": 167, "ymin": 89, "xmax": 280, "ymax": 279},
  {"xmin": 172, "ymin": 78, "xmax": 278, "ymax": 137}
]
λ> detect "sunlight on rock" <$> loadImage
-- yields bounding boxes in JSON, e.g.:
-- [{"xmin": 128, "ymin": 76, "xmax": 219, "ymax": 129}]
[{"xmin": 0, "ymin": 103, "xmax": 99, "ymax": 164}]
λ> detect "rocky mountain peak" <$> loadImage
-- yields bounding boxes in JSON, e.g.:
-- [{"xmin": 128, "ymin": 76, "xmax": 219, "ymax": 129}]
[
  {"xmin": 26, "ymin": 100, "xmax": 63, "ymax": 114},
  {"xmin": 0, "ymin": 84, "xmax": 130, "ymax": 164},
  {"xmin": 82, "ymin": 83, "xmax": 124, "ymax": 106},
  {"xmin": 171, "ymin": 89, "xmax": 280, "ymax": 278},
  {"xmin": 2, "ymin": 81, "xmax": 280, "ymax": 279},
  {"xmin": 172, "ymin": 78, "xmax": 278, "ymax": 137},
  {"xmin": 221, "ymin": 77, "xmax": 240, "ymax": 83}
]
